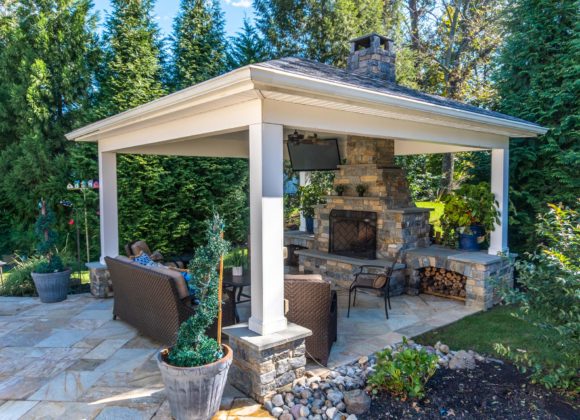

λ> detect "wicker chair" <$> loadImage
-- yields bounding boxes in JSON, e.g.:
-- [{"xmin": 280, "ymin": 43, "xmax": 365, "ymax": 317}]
[
  {"xmin": 347, "ymin": 250, "xmax": 402, "ymax": 319},
  {"xmin": 106, "ymin": 257, "xmax": 235, "ymax": 346},
  {"xmin": 284, "ymin": 274, "xmax": 337, "ymax": 366}
]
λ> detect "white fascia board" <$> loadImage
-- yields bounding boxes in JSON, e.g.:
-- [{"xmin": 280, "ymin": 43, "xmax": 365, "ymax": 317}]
[
  {"xmin": 248, "ymin": 66, "xmax": 548, "ymax": 137},
  {"xmin": 66, "ymin": 62, "xmax": 547, "ymax": 143},
  {"xmin": 66, "ymin": 67, "xmax": 255, "ymax": 141}
]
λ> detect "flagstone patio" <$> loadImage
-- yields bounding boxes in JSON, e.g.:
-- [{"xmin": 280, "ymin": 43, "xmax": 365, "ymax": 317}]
[{"xmin": 0, "ymin": 292, "xmax": 477, "ymax": 419}]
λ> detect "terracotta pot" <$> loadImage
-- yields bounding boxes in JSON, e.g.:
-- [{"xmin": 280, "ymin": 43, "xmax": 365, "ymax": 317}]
[
  {"xmin": 31, "ymin": 269, "xmax": 71, "ymax": 303},
  {"xmin": 157, "ymin": 345, "xmax": 232, "ymax": 420}
]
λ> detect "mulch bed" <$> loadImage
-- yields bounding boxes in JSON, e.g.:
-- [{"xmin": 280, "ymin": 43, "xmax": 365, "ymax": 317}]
[{"xmin": 361, "ymin": 361, "xmax": 578, "ymax": 419}]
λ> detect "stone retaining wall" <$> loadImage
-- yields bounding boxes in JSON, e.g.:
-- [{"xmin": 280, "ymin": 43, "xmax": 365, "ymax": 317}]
[
  {"xmin": 298, "ymin": 253, "xmax": 406, "ymax": 295},
  {"xmin": 405, "ymin": 250, "xmax": 514, "ymax": 310}
]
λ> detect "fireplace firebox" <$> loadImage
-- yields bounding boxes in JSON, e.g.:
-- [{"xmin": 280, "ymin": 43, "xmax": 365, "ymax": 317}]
[{"xmin": 329, "ymin": 210, "xmax": 377, "ymax": 259}]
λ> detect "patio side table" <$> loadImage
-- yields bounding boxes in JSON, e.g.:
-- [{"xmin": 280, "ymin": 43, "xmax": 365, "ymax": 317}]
[{"xmin": 223, "ymin": 269, "xmax": 251, "ymax": 323}]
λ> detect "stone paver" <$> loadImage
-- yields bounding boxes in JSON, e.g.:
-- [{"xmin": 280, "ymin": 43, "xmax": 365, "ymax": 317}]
[{"xmin": 0, "ymin": 291, "xmax": 476, "ymax": 418}]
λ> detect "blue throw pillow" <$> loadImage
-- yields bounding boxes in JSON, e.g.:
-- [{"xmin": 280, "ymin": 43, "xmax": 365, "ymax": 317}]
[{"xmin": 134, "ymin": 252, "xmax": 162, "ymax": 267}]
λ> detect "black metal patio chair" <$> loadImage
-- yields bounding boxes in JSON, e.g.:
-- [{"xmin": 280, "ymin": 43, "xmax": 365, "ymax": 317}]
[{"xmin": 347, "ymin": 249, "xmax": 402, "ymax": 319}]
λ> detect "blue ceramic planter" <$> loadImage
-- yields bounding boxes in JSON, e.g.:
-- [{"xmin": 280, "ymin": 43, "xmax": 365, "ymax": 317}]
[
  {"xmin": 459, "ymin": 233, "xmax": 480, "ymax": 251},
  {"xmin": 305, "ymin": 216, "xmax": 314, "ymax": 234}
]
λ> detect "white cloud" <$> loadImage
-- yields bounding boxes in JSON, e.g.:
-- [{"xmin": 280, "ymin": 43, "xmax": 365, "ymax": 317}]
[{"xmin": 224, "ymin": 0, "xmax": 252, "ymax": 8}]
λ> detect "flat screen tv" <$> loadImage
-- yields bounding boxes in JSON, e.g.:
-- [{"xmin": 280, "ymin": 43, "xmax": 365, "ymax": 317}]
[{"xmin": 287, "ymin": 138, "xmax": 341, "ymax": 171}]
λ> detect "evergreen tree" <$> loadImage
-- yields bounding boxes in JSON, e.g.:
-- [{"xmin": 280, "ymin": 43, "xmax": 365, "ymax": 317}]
[
  {"xmin": 171, "ymin": 0, "xmax": 226, "ymax": 89},
  {"xmin": 227, "ymin": 17, "xmax": 268, "ymax": 69},
  {"xmin": 168, "ymin": 0, "xmax": 249, "ymax": 250},
  {"xmin": 496, "ymin": 0, "xmax": 580, "ymax": 252},
  {"xmin": 99, "ymin": 0, "xmax": 165, "ymax": 114},
  {"xmin": 0, "ymin": 0, "xmax": 98, "ymax": 254}
]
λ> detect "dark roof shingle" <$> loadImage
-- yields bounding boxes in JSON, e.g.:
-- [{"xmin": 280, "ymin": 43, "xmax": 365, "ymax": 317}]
[{"xmin": 256, "ymin": 57, "xmax": 541, "ymax": 128}]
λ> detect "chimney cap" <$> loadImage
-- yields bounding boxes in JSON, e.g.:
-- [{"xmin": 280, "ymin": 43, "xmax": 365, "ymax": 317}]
[{"xmin": 349, "ymin": 33, "xmax": 393, "ymax": 49}]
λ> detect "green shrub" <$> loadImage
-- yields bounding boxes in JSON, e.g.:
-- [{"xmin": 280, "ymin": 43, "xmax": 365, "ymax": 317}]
[
  {"xmin": 168, "ymin": 214, "xmax": 230, "ymax": 367},
  {"xmin": 0, "ymin": 257, "xmax": 40, "ymax": 296},
  {"xmin": 33, "ymin": 255, "xmax": 65, "ymax": 274},
  {"xmin": 367, "ymin": 338, "xmax": 439, "ymax": 399},
  {"xmin": 495, "ymin": 202, "xmax": 579, "ymax": 394}
]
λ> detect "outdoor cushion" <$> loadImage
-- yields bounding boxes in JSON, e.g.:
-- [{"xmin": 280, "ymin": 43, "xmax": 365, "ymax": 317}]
[
  {"xmin": 133, "ymin": 251, "xmax": 162, "ymax": 267},
  {"xmin": 116, "ymin": 255, "xmax": 136, "ymax": 264},
  {"xmin": 130, "ymin": 241, "xmax": 164, "ymax": 262},
  {"xmin": 283, "ymin": 274, "xmax": 328, "ymax": 283},
  {"xmin": 144, "ymin": 265, "xmax": 190, "ymax": 300},
  {"xmin": 373, "ymin": 275, "xmax": 387, "ymax": 289}
]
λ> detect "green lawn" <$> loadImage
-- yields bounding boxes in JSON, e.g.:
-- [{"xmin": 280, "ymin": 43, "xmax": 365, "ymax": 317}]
[
  {"xmin": 415, "ymin": 305, "xmax": 568, "ymax": 367},
  {"xmin": 416, "ymin": 201, "xmax": 444, "ymax": 233}
]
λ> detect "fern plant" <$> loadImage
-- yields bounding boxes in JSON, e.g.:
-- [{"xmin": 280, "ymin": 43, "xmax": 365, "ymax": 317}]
[{"xmin": 168, "ymin": 214, "xmax": 230, "ymax": 367}]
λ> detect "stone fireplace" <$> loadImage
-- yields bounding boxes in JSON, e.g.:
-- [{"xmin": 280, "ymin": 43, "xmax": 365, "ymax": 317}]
[
  {"xmin": 295, "ymin": 135, "xmax": 432, "ymax": 291},
  {"xmin": 329, "ymin": 209, "xmax": 377, "ymax": 259}
]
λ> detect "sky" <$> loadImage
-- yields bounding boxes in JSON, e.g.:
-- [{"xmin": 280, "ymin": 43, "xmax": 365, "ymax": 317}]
[{"xmin": 92, "ymin": 0, "xmax": 254, "ymax": 37}]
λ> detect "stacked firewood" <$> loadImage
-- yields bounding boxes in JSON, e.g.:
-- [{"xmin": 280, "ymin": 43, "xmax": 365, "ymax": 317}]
[{"xmin": 420, "ymin": 267, "xmax": 467, "ymax": 299}]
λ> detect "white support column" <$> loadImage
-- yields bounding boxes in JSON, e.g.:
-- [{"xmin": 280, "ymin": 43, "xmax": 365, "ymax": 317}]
[
  {"xmin": 98, "ymin": 147, "xmax": 119, "ymax": 264},
  {"xmin": 298, "ymin": 171, "xmax": 310, "ymax": 232},
  {"xmin": 489, "ymin": 148, "xmax": 509, "ymax": 255},
  {"xmin": 248, "ymin": 123, "xmax": 287, "ymax": 335}
]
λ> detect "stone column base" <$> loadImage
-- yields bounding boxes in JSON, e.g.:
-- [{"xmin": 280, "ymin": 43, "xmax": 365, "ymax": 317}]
[
  {"xmin": 86, "ymin": 262, "xmax": 113, "ymax": 298},
  {"xmin": 223, "ymin": 323, "xmax": 312, "ymax": 403}
]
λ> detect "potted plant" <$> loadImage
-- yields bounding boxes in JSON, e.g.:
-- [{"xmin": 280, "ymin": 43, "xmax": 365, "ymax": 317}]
[
  {"xmin": 334, "ymin": 184, "xmax": 347, "ymax": 196},
  {"xmin": 298, "ymin": 184, "xmax": 327, "ymax": 233},
  {"xmin": 31, "ymin": 200, "xmax": 71, "ymax": 303},
  {"xmin": 440, "ymin": 183, "xmax": 500, "ymax": 251},
  {"xmin": 230, "ymin": 247, "xmax": 246, "ymax": 276},
  {"xmin": 157, "ymin": 215, "xmax": 232, "ymax": 420},
  {"xmin": 356, "ymin": 183, "xmax": 367, "ymax": 197}
]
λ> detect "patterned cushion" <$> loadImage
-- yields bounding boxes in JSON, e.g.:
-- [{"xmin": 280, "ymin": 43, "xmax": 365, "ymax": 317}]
[{"xmin": 133, "ymin": 251, "xmax": 163, "ymax": 268}]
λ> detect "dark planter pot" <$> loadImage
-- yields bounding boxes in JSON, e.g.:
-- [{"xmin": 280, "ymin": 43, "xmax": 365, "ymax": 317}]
[
  {"xmin": 157, "ymin": 345, "xmax": 232, "ymax": 420},
  {"xmin": 31, "ymin": 269, "xmax": 71, "ymax": 303},
  {"xmin": 459, "ymin": 233, "xmax": 480, "ymax": 251},
  {"xmin": 305, "ymin": 216, "xmax": 314, "ymax": 233},
  {"xmin": 470, "ymin": 224, "xmax": 485, "ymax": 238}
]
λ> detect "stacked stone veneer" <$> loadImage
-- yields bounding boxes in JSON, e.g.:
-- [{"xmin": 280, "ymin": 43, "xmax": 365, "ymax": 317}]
[
  {"xmin": 405, "ymin": 250, "xmax": 514, "ymax": 310},
  {"xmin": 86, "ymin": 262, "xmax": 113, "ymax": 298},
  {"xmin": 300, "ymin": 136, "xmax": 430, "ymax": 291},
  {"xmin": 225, "ymin": 325, "xmax": 310, "ymax": 403},
  {"xmin": 347, "ymin": 34, "xmax": 396, "ymax": 83},
  {"xmin": 299, "ymin": 252, "xmax": 407, "ymax": 293},
  {"xmin": 314, "ymin": 136, "xmax": 430, "ymax": 259}
]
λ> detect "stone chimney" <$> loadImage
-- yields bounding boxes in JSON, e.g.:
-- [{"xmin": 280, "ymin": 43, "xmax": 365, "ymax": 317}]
[{"xmin": 347, "ymin": 33, "xmax": 396, "ymax": 83}]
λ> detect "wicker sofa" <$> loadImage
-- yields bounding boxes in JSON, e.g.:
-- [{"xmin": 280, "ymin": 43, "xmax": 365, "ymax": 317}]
[
  {"xmin": 284, "ymin": 274, "xmax": 338, "ymax": 366},
  {"xmin": 105, "ymin": 256, "xmax": 235, "ymax": 346}
]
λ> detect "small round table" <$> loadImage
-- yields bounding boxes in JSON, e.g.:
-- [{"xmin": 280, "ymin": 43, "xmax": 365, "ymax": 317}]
[{"xmin": 222, "ymin": 269, "xmax": 251, "ymax": 322}]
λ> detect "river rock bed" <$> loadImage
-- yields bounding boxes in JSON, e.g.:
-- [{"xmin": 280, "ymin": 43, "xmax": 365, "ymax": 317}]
[{"xmin": 263, "ymin": 340, "xmax": 495, "ymax": 420}]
